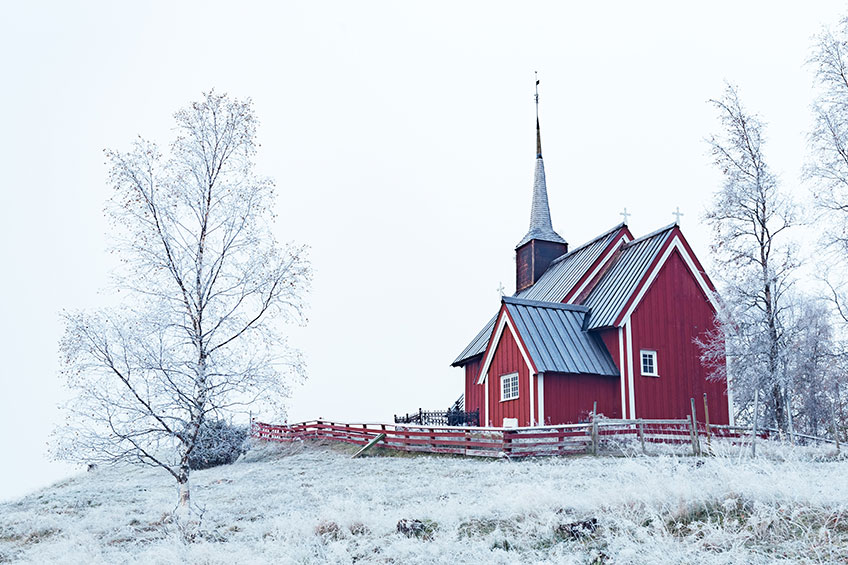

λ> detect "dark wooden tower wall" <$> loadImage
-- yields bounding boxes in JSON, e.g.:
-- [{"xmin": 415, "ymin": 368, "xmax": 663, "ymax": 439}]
[{"xmin": 515, "ymin": 239, "xmax": 568, "ymax": 292}]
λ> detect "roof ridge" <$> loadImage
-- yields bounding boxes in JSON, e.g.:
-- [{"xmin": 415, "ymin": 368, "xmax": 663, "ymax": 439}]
[
  {"xmin": 581, "ymin": 223, "xmax": 677, "ymax": 329},
  {"xmin": 547, "ymin": 222, "xmax": 626, "ymax": 267},
  {"xmin": 623, "ymin": 223, "xmax": 677, "ymax": 248},
  {"xmin": 503, "ymin": 296, "xmax": 590, "ymax": 312}
]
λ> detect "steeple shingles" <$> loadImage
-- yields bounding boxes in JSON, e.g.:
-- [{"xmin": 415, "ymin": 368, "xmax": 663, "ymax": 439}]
[{"xmin": 517, "ymin": 116, "xmax": 566, "ymax": 247}]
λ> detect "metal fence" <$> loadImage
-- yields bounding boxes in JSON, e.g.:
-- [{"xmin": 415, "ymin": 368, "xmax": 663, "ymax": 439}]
[{"xmin": 394, "ymin": 408, "xmax": 480, "ymax": 427}]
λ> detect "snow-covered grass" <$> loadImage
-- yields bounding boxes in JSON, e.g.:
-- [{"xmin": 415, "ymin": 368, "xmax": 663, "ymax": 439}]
[{"xmin": 1, "ymin": 440, "xmax": 846, "ymax": 564}]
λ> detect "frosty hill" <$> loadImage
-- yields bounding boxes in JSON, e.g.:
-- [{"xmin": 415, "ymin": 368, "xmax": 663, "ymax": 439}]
[{"xmin": 3, "ymin": 441, "xmax": 846, "ymax": 563}]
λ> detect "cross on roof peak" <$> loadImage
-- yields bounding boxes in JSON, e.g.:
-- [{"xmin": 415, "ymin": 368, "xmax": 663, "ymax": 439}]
[
  {"xmin": 673, "ymin": 207, "xmax": 684, "ymax": 224},
  {"xmin": 620, "ymin": 208, "xmax": 631, "ymax": 224}
]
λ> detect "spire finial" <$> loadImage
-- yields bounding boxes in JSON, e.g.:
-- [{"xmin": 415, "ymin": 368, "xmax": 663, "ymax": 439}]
[
  {"xmin": 620, "ymin": 208, "xmax": 631, "ymax": 224},
  {"xmin": 673, "ymin": 207, "xmax": 684, "ymax": 224},
  {"xmin": 535, "ymin": 72, "xmax": 542, "ymax": 158}
]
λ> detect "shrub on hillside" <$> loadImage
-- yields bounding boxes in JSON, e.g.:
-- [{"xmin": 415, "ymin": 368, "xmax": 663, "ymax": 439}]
[{"xmin": 187, "ymin": 420, "xmax": 249, "ymax": 470}]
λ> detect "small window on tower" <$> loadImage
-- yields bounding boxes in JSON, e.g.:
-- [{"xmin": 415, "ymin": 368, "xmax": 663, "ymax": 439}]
[
  {"xmin": 641, "ymin": 350, "xmax": 658, "ymax": 377},
  {"xmin": 500, "ymin": 372, "xmax": 519, "ymax": 401}
]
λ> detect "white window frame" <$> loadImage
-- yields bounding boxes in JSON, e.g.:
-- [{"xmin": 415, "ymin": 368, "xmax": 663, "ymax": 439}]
[
  {"xmin": 500, "ymin": 372, "xmax": 519, "ymax": 401},
  {"xmin": 640, "ymin": 350, "xmax": 658, "ymax": 377}
]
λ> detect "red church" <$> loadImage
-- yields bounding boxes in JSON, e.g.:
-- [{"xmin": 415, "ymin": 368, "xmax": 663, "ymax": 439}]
[{"xmin": 452, "ymin": 100, "xmax": 732, "ymax": 428}]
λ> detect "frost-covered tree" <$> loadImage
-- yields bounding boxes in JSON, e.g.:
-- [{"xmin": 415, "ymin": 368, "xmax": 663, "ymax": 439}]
[
  {"xmin": 57, "ymin": 91, "xmax": 310, "ymax": 522},
  {"xmin": 784, "ymin": 297, "xmax": 845, "ymax": 440},
  {"xmin": 804, "ymin": 17, "xmax": 848, "ymax": 442},
  {"xmin": 808, "ymin": 18, "xmax": 848, "ymax": 256},
  {"xmin": 702, "ymin": 84, "xmax": 798, "ymax": 433}
]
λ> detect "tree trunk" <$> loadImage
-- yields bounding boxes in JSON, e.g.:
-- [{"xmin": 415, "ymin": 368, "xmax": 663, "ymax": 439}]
[
  {"xmin": 752, "ymin": 386, "xmax": 759, "ymax": 458},
  {"xmin": 178, "ymin": 473, "xmax": 190, "ymax": 510},
  {"xmin": 175, "ymin": 464, "xmax": 192, "ymax": 527},
  {"xmin": 763, "ymin": 277, "xmax": 785, "ymax": 432},
  {"xmin": 786, "ymin": 379, "xmax": 795, "ymax": 445}
]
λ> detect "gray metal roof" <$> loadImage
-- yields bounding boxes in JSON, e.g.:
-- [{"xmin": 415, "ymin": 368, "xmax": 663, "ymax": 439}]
[
  {"xmin": 503, "ymin": 297, "xmax": 619, "ymax": 376},
  {"xmin": 451, "ymin": 314, "xmax": 497, "ymax": 366},
  {"xmin": 517, "ymin": 223, "xmax": 625, "ymax": 302},
  {"xmin": 581, "ymin": 224, "xmax": 675, "ymax": 329},
  {"xmin": 453, "ymin": 223, "xmax": 626, "ymax": 367}
]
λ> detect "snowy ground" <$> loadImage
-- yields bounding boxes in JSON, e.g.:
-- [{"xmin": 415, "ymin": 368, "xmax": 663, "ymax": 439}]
[{"xmin": 1, "ymin": 440, "xmax": 846, "ymax": 564}]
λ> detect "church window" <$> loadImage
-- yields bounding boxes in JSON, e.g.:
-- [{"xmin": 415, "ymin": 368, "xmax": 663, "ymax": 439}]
[
  {"xmin": 500, "ymin": 372, "xmax": 519, "ymax": 401},
  {"xmin": 641, "ymin": 350, "xmax": 658, "ymax": 377}
]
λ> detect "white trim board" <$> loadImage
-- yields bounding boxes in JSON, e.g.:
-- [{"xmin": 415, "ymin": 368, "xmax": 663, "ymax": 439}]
[
  {"xmin": 626, "ymin": 318, "xmax": 636, "ymax": 419},
  {"xmin": 537, "ymin": 373, "xmax": 545, "ymax": 425},
  {"xmin": 618, "ymin": 326, "xmax": 626, "ymax": 419},
  {"xmin": 529, "ymin": 361, "xmax": 535, "ymax": 426},
  {"xmin": 484, "ymin": 373, "xmax": 489, "ymax": 426}
]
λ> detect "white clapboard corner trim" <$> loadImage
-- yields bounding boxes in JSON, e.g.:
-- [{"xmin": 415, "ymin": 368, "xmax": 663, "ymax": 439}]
[
  {"xmin": 626, "ymin": 318, "xmax": 636, "ymax": 419},
  {"xmin": 618, "ymin": 326, "xmax": 626, "ymax": 419}
]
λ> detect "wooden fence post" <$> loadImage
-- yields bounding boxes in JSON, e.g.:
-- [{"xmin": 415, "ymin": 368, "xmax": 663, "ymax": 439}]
[
  {"xmin": 638, "ymin": 419, "xmax": 646, "ymax": 454},
  {"xmin": 419, "ymin": 408, "xmax": 423, "ymax": 425},
  {"xmin": 591, "ymin": 401, "xmax": 599, "ymax": 456},
  {"xmin": 703, "ymin": 393, "xmax": 711, "ymax": 454},
  {"xmin": 689, "ymin": 398, "xmax": 700, "ymax": 456}
]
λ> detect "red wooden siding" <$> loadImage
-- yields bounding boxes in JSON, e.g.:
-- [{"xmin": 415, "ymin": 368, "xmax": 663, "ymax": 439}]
[
  {"xmin": 543, "ymin": 373, "xmax": 621, "ymax": 424},
  {"xmin": 628, "ymin": 249, "xmax": 729, "ymax": 424},
  {"xmin": 597, "ymin": 328, "xmax": 621, "ymax": 372},
  {"xmin": 597, "ymin": 327, "xmax": 625, "ymax": 418},
  {"xmin": 464, "ymin": 357, "xmax": 484, "ymax": 419},
  {"xmin": 485, "ymin": 328, "xmax": 533, "ymax": 427}
]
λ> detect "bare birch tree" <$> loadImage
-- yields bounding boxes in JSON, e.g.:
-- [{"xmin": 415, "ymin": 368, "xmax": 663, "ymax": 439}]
[
  {"xmin": 805, "ymin": 17, "xmax": 848, "ymax": 443},
  {"xmin": 703, "ymin": 84, "xmax": 798, "ymax": 433},
  {"xmin": 808, "ymin": 18, "xmax": 848, "ymax": 256},
  {"xmin": 56, "ymin": 91, "xmax": 310, "ymax": 523},
  {"xmin": 784, "ymin": 297, "xmax": 845, "ymax": 439}
]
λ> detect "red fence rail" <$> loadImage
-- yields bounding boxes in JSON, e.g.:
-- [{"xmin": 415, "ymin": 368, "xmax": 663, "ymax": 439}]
[
  {"xmin": 253, "ymin": 417, "xmax": 839, "ymax": 459},
  {"xmin": 251, "ymin": 416, "xmax": 736, "ymax": 458}
]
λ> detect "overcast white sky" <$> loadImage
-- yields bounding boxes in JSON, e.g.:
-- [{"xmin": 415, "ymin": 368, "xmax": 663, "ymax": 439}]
[{"xmin": 1, "ymin": 1, "xmax": 844, "ymax": 501}]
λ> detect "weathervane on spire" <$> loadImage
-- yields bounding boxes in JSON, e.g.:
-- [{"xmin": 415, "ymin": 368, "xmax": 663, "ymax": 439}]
[
  {"xmin": 535, "ymin": 71, "xmax": 540, "ymax": 113},
  {"xmin": 535, "ymin": 72, "xmax": 542, "ymax": 158}
]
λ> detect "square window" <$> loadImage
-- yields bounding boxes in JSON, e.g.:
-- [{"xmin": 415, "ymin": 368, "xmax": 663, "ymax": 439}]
[
  {"xmin": 500, "ymin": 372, "xmax": 519, "ymax": 401},
  {"xmin": 641, "ymin": 350, "xmax": 658, "ymax": 376}
]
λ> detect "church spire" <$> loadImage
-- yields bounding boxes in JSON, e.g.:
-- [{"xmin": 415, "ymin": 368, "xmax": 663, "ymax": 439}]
[
  {"xmin": 514, "ymin": 76, "xmax": 568, "ymax": 293},
  {"xmin": 517, "ymin": 75, "xmax": 566, "ymax": 248}
]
